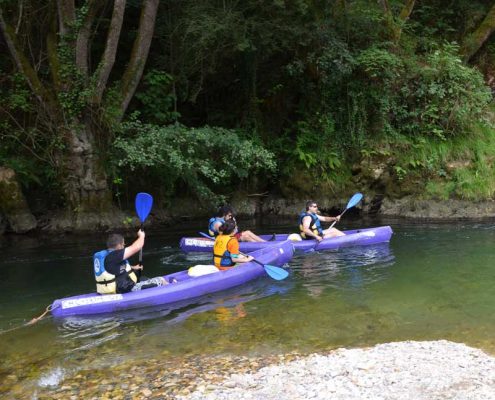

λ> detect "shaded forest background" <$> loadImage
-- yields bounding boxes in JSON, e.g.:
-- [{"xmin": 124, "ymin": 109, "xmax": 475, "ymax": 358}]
[{"xmin": 1, "ymin": 0, "xmax": 495, "ymax": 228}]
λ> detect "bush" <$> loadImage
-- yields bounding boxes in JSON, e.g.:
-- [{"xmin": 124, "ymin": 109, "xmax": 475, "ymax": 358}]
[{"xmin": 113, "ymin": 121, "xmax": 277, "ymax": 203}]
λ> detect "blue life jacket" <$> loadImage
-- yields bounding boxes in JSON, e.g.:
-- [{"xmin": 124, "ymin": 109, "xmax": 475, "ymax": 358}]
[
  {"xmin": 298, "ymin": 211, "xmax": 323, "ymax": 238},
  {"xmin": 93, "ymin": 249, "xmax": 134, "ymax": 294},
  {"xmin": 208, "ymin": 217, "xmax": 225, "ymax": 236}
]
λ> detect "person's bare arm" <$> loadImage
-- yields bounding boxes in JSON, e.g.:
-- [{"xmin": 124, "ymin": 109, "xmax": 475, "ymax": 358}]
[
  {"xmin": 123, "ymin": 230, "xmax": 145, "ymax": 260},
  {"xmin": 232, "ymin": 253, "xmax": 253, "ymax": 263},
  {"xmin": 317, "ymin": 215, "xmax": 340, "ymax": 223}
]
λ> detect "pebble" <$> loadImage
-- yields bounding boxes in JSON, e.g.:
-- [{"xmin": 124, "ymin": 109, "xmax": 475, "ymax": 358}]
[
  {"xmin": 182, "ymin": 341, "xmax": 495, "ymax": 400},
  {"xmin": 10, "ymin": 340, "xmax": 495, "ymax": 399}
]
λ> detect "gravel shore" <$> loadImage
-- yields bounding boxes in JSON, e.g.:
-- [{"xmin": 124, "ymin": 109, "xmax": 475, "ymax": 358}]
[{"xmin": 183, "ymin": 341, "xmax": 495, "ymax": 400}]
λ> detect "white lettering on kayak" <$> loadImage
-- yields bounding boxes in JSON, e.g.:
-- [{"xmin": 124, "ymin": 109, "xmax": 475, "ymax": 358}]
[
  {"xmin": 362, "ymin": 231, "xmax": 376, "ymax": 237},
  {"xmin": 184, "ymin": 238, "xmax": 214, "ymax": 248},
  {"xmin": 61, "ymin": 294, "xmax": 123, "ymax": 309}
]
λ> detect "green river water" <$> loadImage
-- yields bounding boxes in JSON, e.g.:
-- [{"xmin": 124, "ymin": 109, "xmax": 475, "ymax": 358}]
[{"xmin": 1, "ymin": 218, "xmax": 494, "ymax": 396}]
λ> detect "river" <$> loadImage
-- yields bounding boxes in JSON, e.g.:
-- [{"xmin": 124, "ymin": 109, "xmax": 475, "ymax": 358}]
[{"xmin": 1, "ymin": 217, "xmax": 494, "ymax": 397}]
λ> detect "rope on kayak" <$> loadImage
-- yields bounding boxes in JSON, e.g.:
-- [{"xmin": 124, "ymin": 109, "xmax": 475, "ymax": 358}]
[
  {"xmin": 0, "ymin": 304, "xmax": 59, "ymax": 335},
  {"xmin": 27, "ymin": 303, "xmax": 58, "ymax": 325}
]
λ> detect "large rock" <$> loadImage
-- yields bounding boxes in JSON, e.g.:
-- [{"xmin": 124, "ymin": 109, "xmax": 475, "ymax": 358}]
[{"xmin": 0, "ymin": 167, "xmax": 37, "ymax": 233}]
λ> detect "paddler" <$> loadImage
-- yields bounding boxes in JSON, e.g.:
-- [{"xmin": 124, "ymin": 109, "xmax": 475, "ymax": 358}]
[
  {"xmin": 208, "ymin": 205, "xmax": 272, "ymax": 242},
  {"xmin": 93, "ymin": 230, "xmax": 169, "ymax": 294},
  {"xmin": 213, "ymin": 219, "xmax": 254, "ymax": 270},
  {"xmin": 299, "ymin": 201, "xmax": 345, "ymax": 241}
]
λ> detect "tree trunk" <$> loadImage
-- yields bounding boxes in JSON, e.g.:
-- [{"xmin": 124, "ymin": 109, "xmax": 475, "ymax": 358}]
[
  {"xmin": 379, "ymin": 0, "xmax": 416, "ymax": 44},
  {"xmin": 461, "ymin": 4, "xmax": 495, "ymax": 62},
  {"xmin": 64, "ymin": 120, "xmax": 112, "ymax": 212},
  {"xmin": 1, "ymin": 1, "xmax": 160, "ymax": 218},
  {"xmin": 93, "ymin": 0, "xmax": 126, "ymax": 102},
  {"xmin": 119, "ymin": 0, "xmax": 159, "ymax": 116}
]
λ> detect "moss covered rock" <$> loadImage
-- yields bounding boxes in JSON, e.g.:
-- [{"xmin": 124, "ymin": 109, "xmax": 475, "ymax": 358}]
[{"xmin": 0, "ymin": 167, "xmax": 37, "ymax": 233}]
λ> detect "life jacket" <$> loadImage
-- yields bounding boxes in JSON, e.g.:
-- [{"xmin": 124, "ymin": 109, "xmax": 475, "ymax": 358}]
[
  {"xmin": 93, "ymin": 250, "xmax": 138, "ymax": 294},
  {"xmin": 213, "ymin": 234, "xmax": 237, "ymax": 270},
  {"xmin": 208, "ymin": 217, "xmax": 225, "ymax": 237},
  {"xmin": 298, "ymin": 212, "xmax": 323, "ymax": 239}
]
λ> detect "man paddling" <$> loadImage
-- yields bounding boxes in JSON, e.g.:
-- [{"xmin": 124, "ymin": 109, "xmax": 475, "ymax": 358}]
[
  {"xmin": 93, "ymin": 230, "xmax": 168, "ymax": 294},
  {"xmin": 299, "ymin": 201, "xmax": 345, "ymax": 241}
]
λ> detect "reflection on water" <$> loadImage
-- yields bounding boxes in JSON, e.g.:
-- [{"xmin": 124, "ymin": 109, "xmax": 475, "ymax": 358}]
[
  {"xmin": 56, "ymin": 278, "xmax": 292, "ymax": 351},
  {"xmin": 293, "ymin": 244, "xmax": 395, "ymax": 297},
  {"xmin": 2, "ymin": 219, "xmax": 495, "ymax": 396}
]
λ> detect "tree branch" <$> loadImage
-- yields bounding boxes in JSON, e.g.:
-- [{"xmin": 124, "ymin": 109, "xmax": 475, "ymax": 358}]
[
  {"xmin": 398, "ymin": 0, "xmax": 416, "ymax": 23},
  {"xmin": 56, "ymin": 0, "xmax": 75, "ymax": 36},
  {"xmin": 0, "ymin": 7, "xmax": 57, "ymax": 111},
  {"xmin": 93, "ymin": 0, "xmax": 126, "ymax": 103},
  {"xmin": 119, "ymin": 0, "xmax": 159, "ymax": 117},
  {"xmin": 461, "ymin": 3, "xmax": 495, "ymax": 62},
  {"xmin": 76, "ymin": 0, "xmax": 102, "ymax": 78},
  {"xmin": 379, "ymin": 0, "xmax": 416, "ymax": 44},
  {"xmin": 47, "ymin": 2, "xmax": 62, "ymax": 91}
]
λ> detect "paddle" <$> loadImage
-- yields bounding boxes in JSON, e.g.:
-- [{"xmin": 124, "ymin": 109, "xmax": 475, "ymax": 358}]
[
  {"xmin": 307, "ymin": 192, "xmax": 363, "ymax": 253},
  {"xmin": 328, "ymin": 192, "xmax": 363, "ymax": 229},
  {"xmin": 135, "ymin": 192, "xmax": 154, "ymax": 265},
  {"xmin": 198, "ymin": 232, "xmax": 288, "ymax": 280},
  {"xmin": 239, "ymin": 252, "xmax": 289, "ymax": 281},
  {"xmin": 199, "ymin": 231, "xmax": 214, "ymax": 240}
]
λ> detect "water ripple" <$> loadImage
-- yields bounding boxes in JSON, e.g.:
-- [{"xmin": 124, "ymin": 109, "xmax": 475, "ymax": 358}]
[{"xmin": 291, "ymin": 244, "xmax": 395, "ymax": 295}]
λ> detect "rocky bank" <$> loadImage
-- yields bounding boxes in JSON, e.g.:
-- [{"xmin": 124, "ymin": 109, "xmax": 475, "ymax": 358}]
[
  {"xmin": 24, "ymin": 340, "xmax": 495, "ymax": 399},
  {"xmin": 183, "ymin": 340, "xmax": 495, "ymax": 400}
]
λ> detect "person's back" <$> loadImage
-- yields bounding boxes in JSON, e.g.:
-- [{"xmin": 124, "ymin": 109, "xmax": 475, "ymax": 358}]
[
  {"xmin": 93, "ymin": 230, "xmax": 168, "ymax": 294},
  {"xmin": 213, "ymin": 219, "xmax": 253, "ymax": 269},
  {"xmin": 94, "ymin": 232, "xmax": 141, "ymax": 294}
]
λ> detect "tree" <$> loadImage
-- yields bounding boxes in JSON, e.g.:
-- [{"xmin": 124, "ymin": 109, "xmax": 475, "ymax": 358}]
[
  {"xmin": 461, "ymin": 2, "xmax": 495, "ymax": 62},
  {"xmin": 0, "ymin": 0, "xmax": 159, "ymax": 212},
  {"xmin": 379, "ymin": 0, "xmax": 416, "ymax": 44}
]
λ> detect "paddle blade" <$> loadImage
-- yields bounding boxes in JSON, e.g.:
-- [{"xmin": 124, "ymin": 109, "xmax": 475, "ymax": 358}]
[
  {"xmin": 264, "ymin": 264, "xmax": 289, "ymax": 281},
  {"xmin": 135, "ymin": 193, "xmax": 153, "ymax": 223},
  {"xmin": 346, "ymin": 193, "xmax": 363, "ymax": 210}
]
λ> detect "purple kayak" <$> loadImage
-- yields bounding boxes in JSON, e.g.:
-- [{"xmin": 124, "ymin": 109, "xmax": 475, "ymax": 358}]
[
  {"xmin": 51, "ymin": 241, "xmax": 294, "ymax": 317},
  {"xmin": 180, "ymin": 226, "xmax": 393, "ymax": 253}
]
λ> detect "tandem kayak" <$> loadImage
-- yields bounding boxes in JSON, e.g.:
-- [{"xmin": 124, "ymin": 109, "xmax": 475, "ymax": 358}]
[
  {"xmin": 51, "ymin": 241, "xmax": 294, "ymax": 317},
  {"xmin": 180, "ymin": 226, "xmax": 393, "ymax": 253}
]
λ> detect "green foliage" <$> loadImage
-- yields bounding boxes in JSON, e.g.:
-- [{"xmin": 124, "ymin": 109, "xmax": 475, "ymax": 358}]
[
  {"xmin": 113, "ymin": 121, "xmax": 276, "ymax": 203},
  {"xmin": 293, "ymin": 116, "xmax": 341, "ymax": 172},
  {"xmin": 5, "ymin": 74, "xmax": 34, "ymax": 112},
  {"xmin": 134, "ymin": 70, "xmax": 180, "ymax": 124},
  {"xmin": 3, "ymin": 0, "xmax": 495, "ymax": 209}
]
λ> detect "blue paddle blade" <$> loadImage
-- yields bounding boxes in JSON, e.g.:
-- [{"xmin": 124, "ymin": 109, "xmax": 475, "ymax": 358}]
[
  {"xmin": 250, "ymin": 258, "xmax": 289, "ymax": 280},
  {"xmin": 264, "ymin": 264, "xmax": 289, "ymax": 280},
  {"xmin": 346, "ymin": 193, "xmax": 363, "ymax": 210},
  {"xmin": 135, "ymin": 193, "xmax": 153, "ymax": 223}
]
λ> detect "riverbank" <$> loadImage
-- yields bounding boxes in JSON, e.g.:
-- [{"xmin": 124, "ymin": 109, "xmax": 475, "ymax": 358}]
[
  {"xmin": 183, "ymin": 341, "xmax": 495, "ymax": 400},
  {"xmin": 3, "ymin": 195, "xmax": 495, "ymax": 235},
  {"xmin": 26, "ymin": 340, "xmax": 495, "ymax": 399}
]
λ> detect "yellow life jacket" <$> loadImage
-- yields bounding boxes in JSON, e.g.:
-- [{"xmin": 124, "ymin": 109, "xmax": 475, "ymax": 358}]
[
  {"xmin": 93, "ymin": 250, "xmax": 138, "ymax": 294},
  {"xmin": 213, "ymin": 234, "xmax": 236, "ymax": 270}
]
